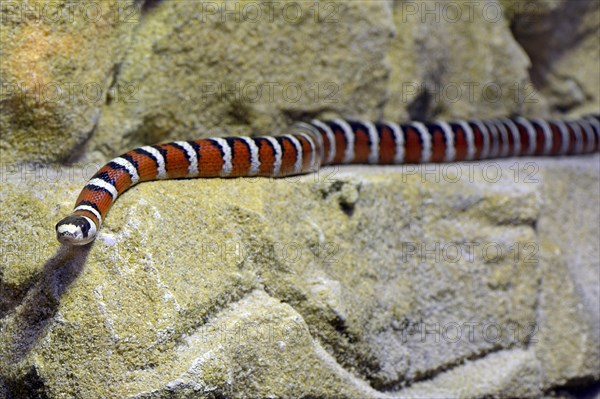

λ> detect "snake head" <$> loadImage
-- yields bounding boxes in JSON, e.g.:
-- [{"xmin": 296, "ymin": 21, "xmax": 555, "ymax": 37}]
[{"xmin": 56, "ymin": 215, "xmax": 97, "ymax": 245}]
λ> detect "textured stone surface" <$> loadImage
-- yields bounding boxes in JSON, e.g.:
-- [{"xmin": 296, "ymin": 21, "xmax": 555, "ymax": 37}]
[
  {"xmin": 385, "ymin": 0, "xmax": 535, "ymax": 122},
  {"xmin": 0, "ymin": 0, "xmax": 138, "ymax": 163},
  {"xmin": 1, "ymin": 157, "xmax": 599, "ymax": 397},
  {"xmin": 86, "ymin": 0, "xmax": 394, "ymax": 162},
  {"xmin": 3, "ymin": 0, "xmax": 598, "ymax": 165},
  {"xmin": 506, "ymin": 0, "xmax": 600, "ymax": 116},
  {"xmin": 534, "ymin": 159, "xmax": 600, "ymax": 391}
]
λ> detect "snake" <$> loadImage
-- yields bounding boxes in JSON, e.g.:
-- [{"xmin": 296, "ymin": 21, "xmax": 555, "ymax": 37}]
[{"xmin": 56, "ymin": 115, "xmax": 600, "ymax": 245}]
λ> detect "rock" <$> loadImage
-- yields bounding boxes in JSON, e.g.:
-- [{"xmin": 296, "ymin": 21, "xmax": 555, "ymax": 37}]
[
  {"xmin": 397, "ymin": 348, "xmax": 544, "ymax": 398},
  {"xmin": 534, "ymin": 159, "xmax": 600, "ymax": 390},
  {"xmin": 4, "ymin": 1, "xmax": 597, "ymax": 164},
  {"xmin": 385, "ymin": 0, "xmax": 536, "ymax": 121},
  {"xmin": 505, "ymin": 0, "xmax": 600, "ymax": 115},
  {"xmin": 86, "ymin": 0, "xmax": 394, "ymax": 162},
  {"xmin": 1, "ymin": 0, "xmax": 599, "ymax": 397},
  {"xmin": 0, "ymin": 0, "xmax": 139, "ymax": 163},
  {"xmin": 1, "ymin": 157, "xmax": 598, "ymax": 397}
]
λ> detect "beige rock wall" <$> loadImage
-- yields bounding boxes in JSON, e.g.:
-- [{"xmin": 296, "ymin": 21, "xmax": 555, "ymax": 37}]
[
  {"xmin": 2, "ymin": 0, "xmax": 598, "ymax": 164},
  {"xmin": 1, "ymin": 158, "xmax": 598, "ymax": 397},
  {"xmin": 0, "ymin": 0, "xmax": 138, "ymax": 163}
]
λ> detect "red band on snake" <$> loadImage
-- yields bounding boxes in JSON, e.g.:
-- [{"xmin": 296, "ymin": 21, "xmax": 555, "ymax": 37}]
[{"xmin": 56, "ymin": 115, "xmax": 600, "ymax": 245}]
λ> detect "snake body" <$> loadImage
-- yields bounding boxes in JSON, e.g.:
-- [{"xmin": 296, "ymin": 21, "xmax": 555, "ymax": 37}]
[{"xmin": 56, "ymin": 115, "xmax": 600, "ymax": 245}]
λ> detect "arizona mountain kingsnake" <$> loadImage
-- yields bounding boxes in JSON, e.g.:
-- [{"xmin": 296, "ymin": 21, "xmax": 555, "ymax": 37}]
[{"xmin": 56, "ymin": 115, "xmax": 600, "ymax": 245}]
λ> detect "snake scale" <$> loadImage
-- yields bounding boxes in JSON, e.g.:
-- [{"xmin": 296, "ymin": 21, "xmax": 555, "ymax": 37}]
[{"xmin": 56, "ymin": 115, "xmax": 600, "ymax": 245}]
